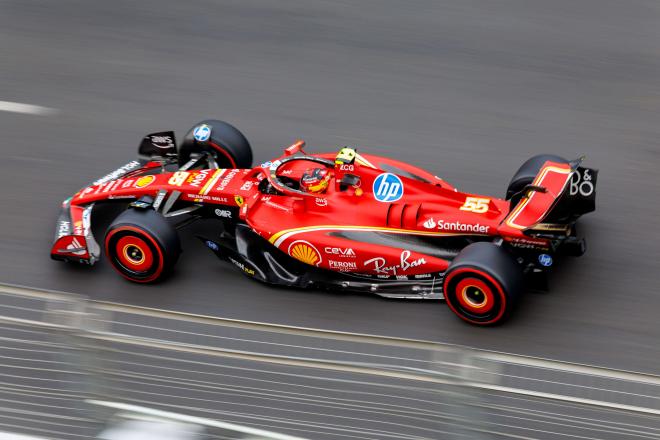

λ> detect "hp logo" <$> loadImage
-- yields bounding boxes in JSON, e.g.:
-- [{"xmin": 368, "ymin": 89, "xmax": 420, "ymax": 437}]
[
  {"xmin": 373, "ymin": 173, "xmax": 404, "ymax": 202},
  {"xmin": 205, "ymin": 240, "xmax": 219, "ymax": 251},
  {"xmin": 193, "ymin": 124, "xmax": 211, "ymax": 142},
  {"xmin": 538, "ymin": 254, "xmax": 553, "ymax": 267}
]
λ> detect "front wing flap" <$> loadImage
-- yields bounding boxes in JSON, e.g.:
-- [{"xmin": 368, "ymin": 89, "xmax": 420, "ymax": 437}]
[{"xmin": 51, "ymin": 201, "xmax": 100, "ymax": 264}]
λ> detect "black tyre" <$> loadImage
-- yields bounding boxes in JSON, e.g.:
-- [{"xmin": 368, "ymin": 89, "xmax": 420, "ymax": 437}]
[
  {"xmin": 506, "ymin": 154, "xmax": 568, "ymax": 206},
  {"xmin": 443, "ymin": 242, "xmax": 523, "ymax": 325},
  {"xmin": 179, "ymin": 119, "xmax": 253, "ymax": 168},
  {"xmin": 104, "ymin": 209, "xmax": 181, "ymax": 283}
]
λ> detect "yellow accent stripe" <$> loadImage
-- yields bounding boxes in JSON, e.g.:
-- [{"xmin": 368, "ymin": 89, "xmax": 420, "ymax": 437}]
[
  {"xmin": 200, "ymin": 169, "xmax": 225, "ymax": 195},
  {"xmin": 269, "ymin": 224, "xmax": 489, "ymax": 248}
]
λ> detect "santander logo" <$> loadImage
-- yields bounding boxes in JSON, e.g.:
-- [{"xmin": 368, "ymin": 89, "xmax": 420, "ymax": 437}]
[
  {"xmin": 422, "ymin": 218, "xmax": 489, "ymax": 234},
  {"xmin": 423, "ymin": 218, "xmax": 436, "ymax": 229}
]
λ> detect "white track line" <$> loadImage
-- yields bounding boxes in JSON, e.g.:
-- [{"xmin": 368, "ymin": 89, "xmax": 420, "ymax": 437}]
[
  {"xmin": 88, "ymin": 400, "xmax": 310, "ymax": 440},
  {"xmin": 6, "ymin": 284, "xmax": 660, "ymax": 417},
  {"xmin": 0, "ymin": 101, "xmax": 57, "ymax": 116},
  {"xmin": 0, "ymin": 432, "xmax": 51, "ymax": 440}
]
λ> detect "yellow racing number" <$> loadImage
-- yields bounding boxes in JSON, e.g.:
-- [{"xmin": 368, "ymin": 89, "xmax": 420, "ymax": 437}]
[
  {"xmin": 168, "ymin": 171, "xmax": 190, "ymax": 186},
  {"xmin": 460, "ymin": 197, "xmax": 490, "ymax": 214}
]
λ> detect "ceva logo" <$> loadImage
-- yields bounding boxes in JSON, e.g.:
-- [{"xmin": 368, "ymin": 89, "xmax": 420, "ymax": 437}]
[{"xmin": 373, "ymin": 173, "xmax": 404, "ymax": 202}]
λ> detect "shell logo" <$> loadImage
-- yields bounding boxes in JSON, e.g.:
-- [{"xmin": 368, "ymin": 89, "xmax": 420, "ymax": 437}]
[
  {"xmin": 135, "ymin": 175, "xmax": 155, "ymax": 188},
  {"xmin": 288, "ymin": 240, "xmax": 322, "ymax": 266}
]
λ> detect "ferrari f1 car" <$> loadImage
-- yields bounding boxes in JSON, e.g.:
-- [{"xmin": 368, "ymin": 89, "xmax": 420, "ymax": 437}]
[{"xmin": 51, "ymin": 119, "xmax": 597, "ymax": 325}]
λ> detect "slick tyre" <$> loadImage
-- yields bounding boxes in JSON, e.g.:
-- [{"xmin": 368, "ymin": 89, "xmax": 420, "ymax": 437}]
[
  {"xmin": 444, "ymin": 242, "xmax": 523, "ymax": 325},
  {"xmin": 506, "ymin": 154, "xmax": 568, "ymax": 207},
  {"xmin": 105, "ymin": 209, "xmax": 181, "ymax": 283},
  {"xmin": 179, "ymin": 119, "xmax": 253, "ymax": 168}
]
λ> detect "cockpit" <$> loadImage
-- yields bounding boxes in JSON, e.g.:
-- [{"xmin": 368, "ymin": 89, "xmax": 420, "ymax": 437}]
[{"xmin": 258, "ymin": 144, "xmax": 363, "ymax": 197}]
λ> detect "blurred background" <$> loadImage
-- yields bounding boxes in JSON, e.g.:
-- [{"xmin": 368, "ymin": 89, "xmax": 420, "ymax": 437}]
[{"xmin": 1, "ymin": 0, "xmax": 660, "ymax": 438}]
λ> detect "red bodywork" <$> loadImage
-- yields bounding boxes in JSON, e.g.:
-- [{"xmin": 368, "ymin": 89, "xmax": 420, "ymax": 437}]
[{"xmin": 52, "ymin": 144, "xmax": 572, "ymax": 279}]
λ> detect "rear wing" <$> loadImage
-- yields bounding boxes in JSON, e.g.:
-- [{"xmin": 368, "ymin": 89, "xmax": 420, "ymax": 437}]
[{"xmin": 498, "ymin": 160, "xmax": 597, "ymax": 237}]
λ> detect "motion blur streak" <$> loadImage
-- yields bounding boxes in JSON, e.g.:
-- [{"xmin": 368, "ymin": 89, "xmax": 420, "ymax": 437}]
[
  {"xmin": 0, "ymin": 101, "xmax": 57, "ymax": 116},
  {"xmin": 1, "ymin": 0, "xmax": 660, "ymax": 386},
  {"xmin": 3, "ymin": 285, "xmax": 660, "ymax": 439}
]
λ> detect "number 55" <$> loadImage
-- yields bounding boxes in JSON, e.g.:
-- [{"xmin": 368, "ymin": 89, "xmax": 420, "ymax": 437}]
[{"xmin": 460, "ymin": 197, "xmax": 490, "ymax": 214}]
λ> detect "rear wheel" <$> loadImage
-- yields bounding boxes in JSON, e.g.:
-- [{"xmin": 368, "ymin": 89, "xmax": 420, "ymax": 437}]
[
  {"xmin": 443, "ymin": 242, "xmax": 523, "ymax": 325},
  {"xmin": 105, "ymin": 209, "xmax": 181, "ymax": 283},
  {"xmin": 178, "ymin": 119, "xmax": 253, "ymax": 168},
  {"xmin": 506, "ymin": 154, "xmax": 568, "ymax": 207}
]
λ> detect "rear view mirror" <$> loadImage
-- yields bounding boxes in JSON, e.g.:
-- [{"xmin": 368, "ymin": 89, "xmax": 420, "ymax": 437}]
[{"xmin": 284, "ymin": 140, "xmax": 306, "ymax": 156}]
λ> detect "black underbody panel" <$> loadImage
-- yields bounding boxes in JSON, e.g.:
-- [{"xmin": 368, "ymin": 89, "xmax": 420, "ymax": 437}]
[{"xmin": 200, "ymin": 224, "xmax": 445, "ymax": 299}]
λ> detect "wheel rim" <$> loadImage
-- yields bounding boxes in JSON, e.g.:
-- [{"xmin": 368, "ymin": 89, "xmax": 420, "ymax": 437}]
[
  {"xmin": 444, "ymin": 268, "xmax": 507, "ymax": 325},
  {"xmin": 116, "ymin": 236, "xmax": 153, "ymax": 272},
  {"xmin": 455, "ymin": 278, "xmax": 495, "ymax": 314},
  {"xmin": 105, "ymin": 226, "xmax": 165, "ymax": 283}
]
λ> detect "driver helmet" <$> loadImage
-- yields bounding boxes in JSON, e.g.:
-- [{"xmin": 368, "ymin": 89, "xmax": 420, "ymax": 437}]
[{"xmin": 300, "ymin": 167, "xmax": 331, "ymax": 193}]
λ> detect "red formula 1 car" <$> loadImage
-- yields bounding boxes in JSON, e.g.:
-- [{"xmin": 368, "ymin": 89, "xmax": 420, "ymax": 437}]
[{"xmin": 51, "ymin": 120, "xmax": 597, "ymax": 325}]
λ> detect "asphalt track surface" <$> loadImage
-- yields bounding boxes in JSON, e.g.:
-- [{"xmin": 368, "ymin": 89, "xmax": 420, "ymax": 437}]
[{"xmin": 1, "ymin": 0, "xmax": 660, "ymax": 374}]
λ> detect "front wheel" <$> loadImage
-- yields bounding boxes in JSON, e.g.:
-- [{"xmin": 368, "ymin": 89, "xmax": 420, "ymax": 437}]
[
  {"xmin": 443, "ymin": 242, "xmax": 523, "ymax": 325},
  {"xmin": 104, "ymin": 209, "xmax": 181, "ymax": 283},
  {"xmin": 178, "ymin": 119, "xmax": 253, "ymax": 168}
]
